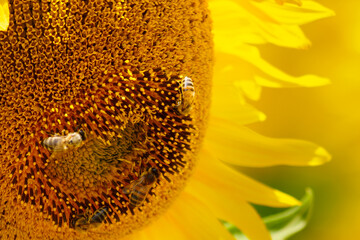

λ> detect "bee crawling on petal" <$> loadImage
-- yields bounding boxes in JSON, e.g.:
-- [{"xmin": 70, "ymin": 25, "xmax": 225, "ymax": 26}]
[
  {"xmin": 73, "ymin": 207, "xmax": 108, "ymax": 231},
  {"xmin": 41, "ymin": 129, "xmax": 86, "ymax": 152},
  {"xmin": 123, "ymin": 167, "xmax": 160, "ymax": 208},
  {"xmin": 176, "ymin": 76, "xmax": 195, "ymax": 115}
]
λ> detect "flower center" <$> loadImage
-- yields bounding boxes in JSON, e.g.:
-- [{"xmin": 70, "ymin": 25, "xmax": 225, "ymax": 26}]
[
  {"xmin": 0, "ymin": 0, "xmax": 213, "ymax": 238},
  {"xmin": 5, "ymin": 68, "xmax": 196, "ymax": 235}
]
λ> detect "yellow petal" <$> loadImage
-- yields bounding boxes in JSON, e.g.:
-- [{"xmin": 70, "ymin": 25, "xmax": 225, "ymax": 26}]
[
  {"xmin": 210, "ymin": 0, "xmax": 271, "ymax": 46},
  {"xmin": 212, "ymin": 68, "xmax": 266, "ymax": 124},
  {"xmin": 252, "ymin": 23, "xmax": 310, "ymax": 48},
  {"xmin": 137, "ymin": 193, "xmax": 235, "ymax": 240},
  {"xmin": 252, "ymin": 0, "xmax": 335, "ymax": 25},
  {"xmin": 255, "ymin": 73, "xmax": 331, "ymax": 88},
  {"xmin": 210, "ymin": 105, "xmax": 266, "ymax": 126},
  {"xmin": 215, "ymin": 46, "xmax": 330, "ymax": 90},
  {"xmin": 213, "ymin": 51, "xmax": 259, "ymax": 101},
  {"xmin": 211, "ymin": 0, "xmax": 278, "ymax": 23},
  {"xmin": 0, "ymin": 0, "xmax": 9, "ymax": 31},
  {"xmin": 234, "ymin": 79, "xmax": 262, "ymax": 101},
  {"xmin": 274, "ymin": 0, "xmax": 302, "ymax": 7},
  {"xmin": 211, "ymin": 0, "xmax": 312, "ymax": 48},
  {"xmin": 186, "ymin": 178, "xmax": 271, "ymax": 240},
  {"xmin": 205, "ymin": 117, "xmax": 331, "ymax": 167},
  {"xmin": 133, "ymin": 214, "xmax": 187, "ymax": 240},
  {"xmin": 212, "ymin": 53, "xmax": 266, "ymax": 124},
  {"xmin": 194, "ymin": 149, "xmax": 300, "ymax": 207}
]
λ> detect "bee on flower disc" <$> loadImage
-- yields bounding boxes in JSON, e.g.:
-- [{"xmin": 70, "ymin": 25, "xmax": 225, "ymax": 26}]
[
  {"xmin": 41, "ymin": 129, "xmax": 86, "ymax": 152},
  {"xmin": 74, "ymin": 207, "xmax": 108, "ymax": 231},
  {"xmin": 123, "ymin": 167, "xmax": 160, "ymax": 208},
  {"xmin": 176, "ymin": 76, "xmax": 195, "ymax": 115}
]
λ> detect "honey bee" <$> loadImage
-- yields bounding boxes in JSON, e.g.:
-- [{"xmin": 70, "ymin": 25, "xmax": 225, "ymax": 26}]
[
  {"xmin": 176, "ymin": 76, "xmax": 195, "ymax": 115},
  {"xmin": 42, "ymin": 130, "xmax": 86, "ymax": 152},
  {"xmin": 123, "ymin": 167, "xmax": 160, "ymax": 208},
  {"xmin": 74, "ymin": 207, "xmax": 108, "ymax": 231}
]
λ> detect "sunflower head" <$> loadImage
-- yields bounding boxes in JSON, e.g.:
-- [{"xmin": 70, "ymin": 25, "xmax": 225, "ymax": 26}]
[{"xmin": 0, "ymin": 0, "xmax": 212, "ymax": 239}]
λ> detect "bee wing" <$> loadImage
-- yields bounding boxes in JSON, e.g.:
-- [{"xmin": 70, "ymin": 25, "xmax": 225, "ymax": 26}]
[
  {"xmin": 122, "ymin": 180, "xmax": 138, "ymax": 194},
  {"xmin": 140, "ymin": 184, "xmax": 152, "ymax": 196},
  {"xmin": 53, "ymin": 142, "xmax": 67, "ymax": 152}
]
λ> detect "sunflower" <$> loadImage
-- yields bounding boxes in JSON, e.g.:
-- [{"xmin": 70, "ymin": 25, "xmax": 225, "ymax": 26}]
[{"xmin": 0, "ymin": 0, "xmax": 333, "ymax": 239}]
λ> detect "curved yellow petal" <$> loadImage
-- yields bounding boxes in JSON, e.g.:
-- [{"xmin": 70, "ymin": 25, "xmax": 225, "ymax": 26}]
[
  {"xmin": 217, "ymin": 45, "xmax": 330, "ymax": 89},
  {"xmin": 210, "ymin": 0, "xmax": 311, "ymax": 48},
  {"xmin": 186, "ymin": 178, "xmax": 272, "ymax": 240},
  {"xmin": 254, "ymin": 24, "xmax": 310, "ymax": 48},
  {"xmin": 213, "ymin": 51, "xmax": 261, "ymax": 101},
  {"xmin": 210, "ymin": 0, "xmax": 275, "ymax": 45},
  {"xmin": 212, "ymin": 54, "xmax": 266, "ymax": 124},
  {"xmin": 194, "ymin": 149, "xmax": 300, "ymax": 207},
  {"xmin": 234, "ymin": 79, "xmax": 262, "ymax": 101},
  {"xmin": 274, "ymin": 0, "xmax": 302, "ymax": 6},
  {"xmin": 133, "ymin": 215, "xmax": 187, "ymax": 240},
  {"xmin": 0, "ymin": 0, "xmax": 9, "ymax": 31},
  {"xmin": 255, "ymin": 72, "xmax": 330, "ymax": 88},
  {"xmin": 211, "ymin": 103, "xmax": 266, "ymax": 125},
  {"xmin": 205, "ymin": 117, "xmax": 331, "ymax": 167},
  {"xmin": 136, "ymin": 193, "xmax": 235, "ymax": 240},
  {"xmin": 212, "ymin": 71, "xmax": 266, "ymax": 124},
  {"xmin": 252, "ymin": 0, "xmax": 335, "ymax": 25}
]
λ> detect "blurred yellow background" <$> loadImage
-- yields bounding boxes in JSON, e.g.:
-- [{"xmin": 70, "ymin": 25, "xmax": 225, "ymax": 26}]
[{"xmin": 241, "ymin": 0, "xmax": 359, "ymax": 239}]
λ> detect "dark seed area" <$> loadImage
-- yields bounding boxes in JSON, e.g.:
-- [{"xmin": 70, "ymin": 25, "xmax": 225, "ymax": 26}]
[{"xmin": 6, "ymin": 68, "xmax": 195, "ymax": 228}]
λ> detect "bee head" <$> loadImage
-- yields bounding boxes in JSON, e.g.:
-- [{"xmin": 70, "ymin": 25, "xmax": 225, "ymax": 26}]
[
  {"xmin": 149, "ymin": 167, "xmax": 159, "ymax": 178},
  {"xmin": 78, "ymin": 129, "xmax": 86, "ymax": 140}
]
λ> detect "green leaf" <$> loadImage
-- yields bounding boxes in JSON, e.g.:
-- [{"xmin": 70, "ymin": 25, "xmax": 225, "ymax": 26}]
[{"xmin": 222, "ymin": 188, "xmax": 314, "ymax": 240}]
